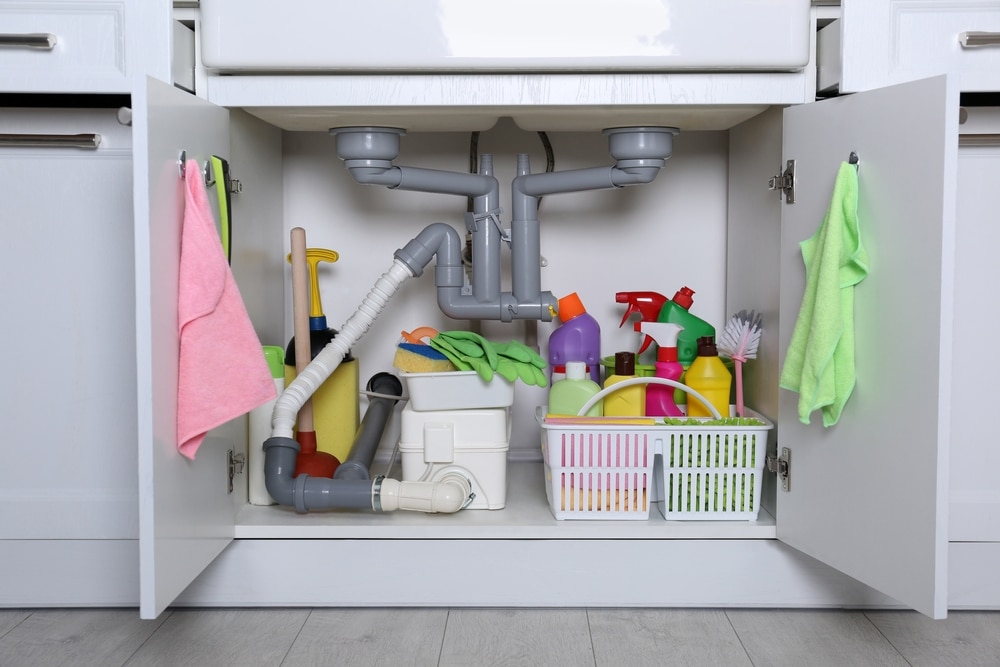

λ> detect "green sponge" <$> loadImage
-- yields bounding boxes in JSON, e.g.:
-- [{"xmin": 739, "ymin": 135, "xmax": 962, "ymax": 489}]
[{"xmin": 393, "ymin": 342, "xmax": 457, "ymax": 373}]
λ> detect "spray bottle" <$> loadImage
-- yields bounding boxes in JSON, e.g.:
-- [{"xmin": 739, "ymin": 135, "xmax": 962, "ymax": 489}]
[
  {"xmin": 615, "ymin": 291, "xmax": 667, "ymax": 356},
  {"xmin": 656, "ymin": 286, "xmax": 716, "ymax": 365},
  {"xmin": 636, "ymin": 321, "xmax": 684, "ymax": 417}
]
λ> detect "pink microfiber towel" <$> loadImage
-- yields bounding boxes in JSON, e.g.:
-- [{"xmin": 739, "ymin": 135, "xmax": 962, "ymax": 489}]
[{"xmin": 177, "ymin": 159, "xmax": 277, "ymax": 459}]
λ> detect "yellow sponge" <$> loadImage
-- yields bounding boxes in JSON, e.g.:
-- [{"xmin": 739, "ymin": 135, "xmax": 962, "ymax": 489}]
[{"xmin": 393, "ymin": 342, "xmax": 456, "ymax": 373}]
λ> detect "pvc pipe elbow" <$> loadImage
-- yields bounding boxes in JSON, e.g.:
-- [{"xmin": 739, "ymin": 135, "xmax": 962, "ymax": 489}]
[
  {"xmin": 345, "ymin": 164, "xmax": 402, "ymax": 187},
  {"xmin": 376, "ymin": 474, "xmax": 473, "ymax": 513},
  {"xmin": 611, "ymin": 164, "xmax": 664, "ymax": 186}
]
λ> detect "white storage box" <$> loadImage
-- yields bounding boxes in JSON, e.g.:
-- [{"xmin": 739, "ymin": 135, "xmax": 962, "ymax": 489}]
[
  {"xmin": 400, "ymin": 370, "xmax": 514, "ymax": 412},
  {"xmin": 398, "ymin": 404, "xmax": 510, "ymax": 510}
]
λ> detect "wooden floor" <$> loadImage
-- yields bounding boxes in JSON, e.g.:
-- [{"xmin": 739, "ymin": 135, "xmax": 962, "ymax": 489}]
[{"xmin": 1, "ymin": 607, "xmax": 999, "ymax": 666}]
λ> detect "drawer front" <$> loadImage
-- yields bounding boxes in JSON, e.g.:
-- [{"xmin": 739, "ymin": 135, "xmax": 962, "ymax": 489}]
[
  {"xmin": 0, "ymin": 1, "xmax": 128, "ymax": 93},
  {"xmin": 837, "ymin": 0, "xmax": 1000, "ymax": 93},
  {"xmin": 200, "ymin": 0, "xmax": 812, "ymax": 72}
]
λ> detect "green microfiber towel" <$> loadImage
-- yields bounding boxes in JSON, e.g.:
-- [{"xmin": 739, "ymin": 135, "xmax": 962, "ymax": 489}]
[{"xmin": 779, "ymin": 161, "xmax": 869, "ymax": 427}]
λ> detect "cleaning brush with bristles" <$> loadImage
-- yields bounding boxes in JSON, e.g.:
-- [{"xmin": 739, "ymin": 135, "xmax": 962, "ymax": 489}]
[{"xmin": 718, "ymin": 310, "xmax": 763, "ymax": 417}]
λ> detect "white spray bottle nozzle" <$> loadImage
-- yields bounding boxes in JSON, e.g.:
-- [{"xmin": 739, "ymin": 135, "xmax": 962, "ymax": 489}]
[{"xmin": 636, "ymin": 321, "xmax": 684, "ymax": 362}]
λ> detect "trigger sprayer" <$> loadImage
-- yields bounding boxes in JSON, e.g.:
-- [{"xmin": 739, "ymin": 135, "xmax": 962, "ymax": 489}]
[
  {"xmin": 615, "ymin": 291, "xmax": 667, "ymax": 355},
  {"xmin": 636, "ymin": 321, "xmax": 684, "ymax": 417}
]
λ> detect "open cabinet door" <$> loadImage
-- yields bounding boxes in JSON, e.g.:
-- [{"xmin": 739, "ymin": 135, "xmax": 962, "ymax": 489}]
[
  {"xmin": 133, "ymin": 77, "xmax": 235, "ymax": 619},
  {"xmin": 777, "ymin": 75, "xmax": 959, "ymax": 619}
]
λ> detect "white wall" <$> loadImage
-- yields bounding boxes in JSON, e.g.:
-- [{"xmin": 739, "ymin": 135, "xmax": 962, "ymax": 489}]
[{"xmin": 280, "ymin": 118, "xmax": 730, "ymax": 454}]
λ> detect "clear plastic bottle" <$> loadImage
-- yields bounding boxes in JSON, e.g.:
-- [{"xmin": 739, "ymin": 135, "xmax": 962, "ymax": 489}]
[
  {"xmin": 548, "ymin": 292, "xmax": 601, "ymax": 384},
  {"xmin": 548, "ymin": 361, "xmax": 603, "ymax": 416},
  {"xmin": 685, "ymin": 336, "xmax": 732, "ymax": 418},
  {"xmin": 603, "ymin": 351, "xmax": 644, "ymax": 417}
]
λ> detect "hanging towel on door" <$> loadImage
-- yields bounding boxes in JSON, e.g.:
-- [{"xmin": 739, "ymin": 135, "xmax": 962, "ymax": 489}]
[
  {"xmin": 779, "ymin": 161, "xmax": 869, "ymax": 427},
  {"xmin": 177, "ymin": 159, "xmax": 277, "ymax": 459}
]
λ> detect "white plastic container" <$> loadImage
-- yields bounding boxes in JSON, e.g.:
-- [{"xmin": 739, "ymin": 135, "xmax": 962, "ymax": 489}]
[
  {"xmin": 398, "ymin": 404, "xmax": 510, "ymax": 510},
  {"xmin": 400, "ymin": 370, "xmax": 514, "ymax": 411}
]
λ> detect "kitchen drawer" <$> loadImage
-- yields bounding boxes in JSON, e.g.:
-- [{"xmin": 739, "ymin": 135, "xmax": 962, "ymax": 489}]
[
  {"xmin": 0, "ymin": 0, "xmax": 128, "ymax": 93},
  {"xmin": 818, "ymin": 1, "xmax": 1000, "ymax": 93},
  {"xmin": 199, "ymin": 0, "xmax": 811, "ymax": 72}
]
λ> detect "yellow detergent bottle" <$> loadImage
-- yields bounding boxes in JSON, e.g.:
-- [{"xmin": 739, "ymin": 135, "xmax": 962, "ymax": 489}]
[
  {"xmin": 603, "ymin": 351, "xmax": 644, "ymax": 417},
  {"xmin": 685, "ymin": 336, "xmax": 732, "ymax": 418}
]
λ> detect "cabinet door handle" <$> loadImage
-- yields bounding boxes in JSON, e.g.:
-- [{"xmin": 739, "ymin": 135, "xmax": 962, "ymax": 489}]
[
  {"xmin": 0, "ymin": 133, "xmax": 101, "ymax": 149},
  {"xmin": 959, "ymin": 31, "xmax": 1000, "ymax": 48},
  {"xmin": 0, "ymin": 33, "xmax": 57, "ymax": 50}
]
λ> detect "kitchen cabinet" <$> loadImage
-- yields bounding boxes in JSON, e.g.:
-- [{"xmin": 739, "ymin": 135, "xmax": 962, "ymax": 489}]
[
  {"xmin": 3, "ymin": 0, "xmax": 1000, "ymax": 621},
  {"xmin": 132, "ymin": 69, "xmax": 996, "ymax": 620},
  {"xmin": 0, "ymin": 109, "xmax": 137, "ymax": 588},
  {"xmin": 817, "ymin": 0, "xmax": 1000, "ymax": 94}
]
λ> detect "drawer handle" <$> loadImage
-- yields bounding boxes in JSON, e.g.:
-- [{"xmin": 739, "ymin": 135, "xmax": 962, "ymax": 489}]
[
  {"xmin": 959, "ymin": 31, "xmax": 1000, "ymax": 48},
  {"xmin": 0, "ymin": 133, "xmax": 101, "ymax": 149},
  {"xmin": 0, "ymin": 33, "xmax": 57, "ymax": 50}
]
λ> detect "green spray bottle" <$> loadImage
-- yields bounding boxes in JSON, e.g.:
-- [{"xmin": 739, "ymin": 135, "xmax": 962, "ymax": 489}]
[{"xmin": 656, "ymin": 286, "xmax": 716, "ymax": 365}]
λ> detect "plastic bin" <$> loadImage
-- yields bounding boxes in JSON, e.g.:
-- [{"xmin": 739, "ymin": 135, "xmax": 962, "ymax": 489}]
[
  {"xmin": 536, "ymin": 377, "xmax": 772, "ymax": 521},
  {"xmin": 400, "ymin": 370, "xmax": 514, "ymax": 411},
  {"xmin": 657, "ymin": 411, "xmax": 771, "ymax": 520},
  {"xmin": 538, "ymin": 407, "xmax": 655, "ymax": 520}
]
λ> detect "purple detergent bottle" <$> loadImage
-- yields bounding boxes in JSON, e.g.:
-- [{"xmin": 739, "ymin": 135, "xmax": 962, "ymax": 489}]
[{"xmin": 548, "ymin": 292, "xmax": 601, "ymax": 383}]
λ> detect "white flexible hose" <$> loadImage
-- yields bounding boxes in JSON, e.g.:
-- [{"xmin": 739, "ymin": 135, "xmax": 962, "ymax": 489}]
[{"xmin": 271, "ymin": 259, "xmax": 413, "ymax": 439}]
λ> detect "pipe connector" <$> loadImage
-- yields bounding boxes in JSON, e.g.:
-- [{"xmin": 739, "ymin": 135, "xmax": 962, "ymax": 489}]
[{"xmin": 375, "ymin": 473, "xmax": 473, "ymax": 513}]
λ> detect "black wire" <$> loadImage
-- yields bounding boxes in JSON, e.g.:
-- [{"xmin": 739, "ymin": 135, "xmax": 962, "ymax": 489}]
[
  {"xmin": 537, "ymin": 130, "xmax": 555, "ymax": 209},
  {"xmin": 466, "ymin": 131, "xmax": 480, "ymax": 213}
]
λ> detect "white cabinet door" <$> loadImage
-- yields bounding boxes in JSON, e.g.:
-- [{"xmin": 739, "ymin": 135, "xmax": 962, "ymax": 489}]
[
  {"xmin": 777, "ymin": 75, "xmax": 959, "ymax": 619},
  {"xmin": 133, "ymin": 76, "xmax": 235, "ymax": 619}
]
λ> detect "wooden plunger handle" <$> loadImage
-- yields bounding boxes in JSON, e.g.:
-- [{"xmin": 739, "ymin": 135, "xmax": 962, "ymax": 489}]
[{"xmin": 290, "ymin": 227, "xmax": 314, "ymax": 433}]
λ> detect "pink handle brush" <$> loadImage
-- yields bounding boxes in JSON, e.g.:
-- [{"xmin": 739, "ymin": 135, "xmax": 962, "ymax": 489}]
[{"xmin": 718, "ymin": 310, "xmax": 763, "ymax": 417}]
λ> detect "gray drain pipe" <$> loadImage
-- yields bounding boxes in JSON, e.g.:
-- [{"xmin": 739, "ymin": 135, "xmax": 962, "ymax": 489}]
[
  {"xmin": 334, "ymin": 372, "xmax": 403, "ymax": 481},
  {"xmin": 265, "ymin": 237, "xmax": 476, "ymax": 514},
  {"xmin": 330, "ymin": 125, "xmax": 678, "ymax": 322}
]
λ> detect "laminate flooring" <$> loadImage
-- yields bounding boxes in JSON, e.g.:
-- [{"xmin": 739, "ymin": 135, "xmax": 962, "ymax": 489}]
[{"xmin": 1, "ymin": 607, "xmax": 998, "ymax": 666}]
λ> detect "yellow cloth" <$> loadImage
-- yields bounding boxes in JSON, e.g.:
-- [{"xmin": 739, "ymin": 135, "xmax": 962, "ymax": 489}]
[{"xmin": 779, "ymin": 162, "xmax": 869, "ymax": 426}]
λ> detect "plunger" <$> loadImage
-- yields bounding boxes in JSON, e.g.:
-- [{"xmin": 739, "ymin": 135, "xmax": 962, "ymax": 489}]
[{"xmin": 289, "ymin": 227, "xmax": 339, "ymax": 478}]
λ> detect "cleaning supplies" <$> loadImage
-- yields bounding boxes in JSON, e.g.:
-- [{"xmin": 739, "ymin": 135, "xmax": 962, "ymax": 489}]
[
  {"xmin": 615, "ymin": 291, "xmax": 667, "ymax": 357},
  {"xmin": 656, "ymin": 286, "xmax": 716, "ymax": 365},
  {"xmin": 636, "ymin": 321, "xmax": 684, "ymax": 417},
  {"xmin": 602, "ymin": 351, "xmax": 643, "ymax": 417},
  {"xmin": 718, "ymin": 310, "xmax": 763, "ymax": 417},
  {"xmin": 548, "ymin": 361, "xmax": 603, "ymax": 416},
  {"xmin": 686, "ymin": 335, "xmax": 732, "ymax": 418},
  {"xmin": 176, "ymin": 159, "xmax": 277, "ymax": 460},
  {"xmin": 286, "ymin": 227, "xmax": 339, "ymax": 478},
  {"xmin": 283, "ymin": 241, "xmax": 360, "ymax": 465},
  {"xmin": 779, "ymin": 161, "xmax": 869, "ymax": 427},
  {"xmin": 430, "ymin": 331, "xmax": 548, "ymax": 386},
  {"xmin": 548, "ymin": 292, "xmax": 601, "ymax": 383}
]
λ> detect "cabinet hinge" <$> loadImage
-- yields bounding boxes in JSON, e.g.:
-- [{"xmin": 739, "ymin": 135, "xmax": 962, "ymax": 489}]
[
  {"xmin": 768, "ymin": 159, "xmax": 796, "ymax": 203},
  {"xmin": 765, "ymin": 446, "xmax": 791, "ymax": 492},
  {"xmin": 227, "ymin": 450, "xmax": 246, "ymax": 494}
]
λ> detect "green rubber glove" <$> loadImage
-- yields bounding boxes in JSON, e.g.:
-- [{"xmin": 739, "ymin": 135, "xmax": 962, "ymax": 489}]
[
  {"xmin": 430, "ymin": 332, "xmax": 495, "ymax": 381},
  {"xmin": 493, "ymin": 340, "xmax": 546, "ymax": 369}
]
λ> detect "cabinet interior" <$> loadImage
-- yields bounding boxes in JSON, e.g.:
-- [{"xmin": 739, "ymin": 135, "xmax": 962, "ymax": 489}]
[{"xmin": 223, "ymin": 106, "xmax": 784, "ymax": 538}]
